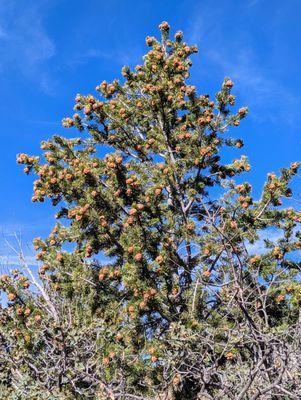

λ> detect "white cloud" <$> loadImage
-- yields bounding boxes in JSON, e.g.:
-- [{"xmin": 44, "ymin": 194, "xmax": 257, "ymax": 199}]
[
  {"xmin": 66, "ymin": 46, "xmax": 140, "ymax": 72},
  {"xmin": 246, "ymin": 228, "xmax": 282, "ymax": 254},
  {"xmin": 0, "ymin": 255, "xmax": 38, "ymax": 267},
  {"xmin": 187, "ymin": 3, "xmax": 301, "ymax": 126},
  {"xmin": 248, "ymin": 0, "xmax": 261, "ymax": 6},
  {"xmin": 246, "ymin": 226, "xmax": 301, "ymax": 256},
  {"xmin": 207, "ymin": 47, "xmax": 299, "ymax": 125},
  {"xmin": 0, "ymin": 1, "xmax": 56, "ymax": 93},
  {"xmin": 0, "ymin": 25, "xmax": 7, "ymax": 38}
]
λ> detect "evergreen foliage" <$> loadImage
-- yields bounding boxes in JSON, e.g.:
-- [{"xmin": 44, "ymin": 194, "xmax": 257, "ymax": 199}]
[{"xmin": 1, "ymin": 22, "xmax": 301, "ymax": 399}]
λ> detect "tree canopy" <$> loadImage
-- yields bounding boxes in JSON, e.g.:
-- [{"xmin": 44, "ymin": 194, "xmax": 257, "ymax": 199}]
[{"xmin": 1, "ymin": 21, "xmax": 301, "ymax": 399}]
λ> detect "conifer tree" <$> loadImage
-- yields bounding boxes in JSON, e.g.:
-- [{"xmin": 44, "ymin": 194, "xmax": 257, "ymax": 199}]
[{"xmin": 1, "ymin": 22, "xmax": 301, "ymax": 399}]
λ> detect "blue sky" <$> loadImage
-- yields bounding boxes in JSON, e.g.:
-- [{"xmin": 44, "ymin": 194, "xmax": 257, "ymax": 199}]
[{"xmin": 0, "ymin": 0, "xmax": 301, "ymax": 263}]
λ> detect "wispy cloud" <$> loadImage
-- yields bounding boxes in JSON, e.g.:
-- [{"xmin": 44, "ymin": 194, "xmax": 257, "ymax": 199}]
[
  {"xmin": 187, "ymin": 2, "xmax": 301, "ymax": 126},
  {"xmin": 246, "ymin": 228, "xmax": 282, "ymax": 255},
  {"xmin": 0, "ymin": 1, "xmax": 56, "ymax": 93},
  {"xmin": 207, "ymin": 47, "xmax": 299, "ymax": 125},
  {"xmin": 0, "ymin": 255, "xmax": 38, "ymax": 267},
  {"xmin": 66, "ymin": 48, "xmax": 120, "ymax": 69},
  {"xmin": 0, "ymin": 25, "xmax": 7, "ymax": 38},
  {"xmin": 0, "ymin": 222, "xmax": 40, "ymax": 263},
  {"xmin": 0, "ymin": 226, "xmax": 37, "ymax": 269},
  {"xmin": 66, "ymin": 46, "xmax": 141, "ymax": 73},
  {"xmin": 246, "ymin": 226, "xmax": 301, "ymax": 256},
  {"xmin": 248, "ymin": 0, "xmax": 261, "ymax": 6}
]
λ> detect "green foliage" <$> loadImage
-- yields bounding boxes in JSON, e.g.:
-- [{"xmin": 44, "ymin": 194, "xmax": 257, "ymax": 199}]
[{"xmin": 1, "ymin": 21, "xmax": 301, "ymax": 399}]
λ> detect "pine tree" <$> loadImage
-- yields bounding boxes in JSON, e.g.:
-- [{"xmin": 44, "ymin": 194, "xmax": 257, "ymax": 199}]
[{"xmin": 1, "ymin": 21, "xmax": 301, "ymax": 399}]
